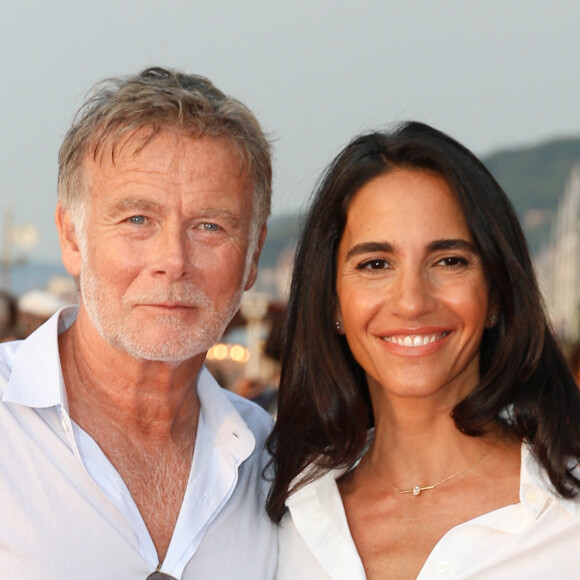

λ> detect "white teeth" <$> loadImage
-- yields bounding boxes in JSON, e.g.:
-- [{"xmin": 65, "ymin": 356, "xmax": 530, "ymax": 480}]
[{"xmin": 384, "ymin": 333, "xmax": 444, "ymax": 346}]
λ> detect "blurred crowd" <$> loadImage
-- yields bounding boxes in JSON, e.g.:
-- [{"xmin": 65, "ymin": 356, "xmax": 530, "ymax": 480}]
[{"xmin": 0, "ymin": 288, "xmax": 72, "ymax": 342}]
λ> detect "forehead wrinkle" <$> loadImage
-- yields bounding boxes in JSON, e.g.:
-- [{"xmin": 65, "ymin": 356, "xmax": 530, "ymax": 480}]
[
  {"xmin": 83, "ymin": 131, "xmax": 256, "ymax": 228},
  {"xmin": 90, "ymin": 129, "xmax": 232, "ymax": 175}
]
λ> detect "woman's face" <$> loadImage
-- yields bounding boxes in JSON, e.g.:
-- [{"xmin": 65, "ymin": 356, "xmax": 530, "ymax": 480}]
[{"xmin": 335, "ymin": 169, "xmax": 493, "ymax": 406}]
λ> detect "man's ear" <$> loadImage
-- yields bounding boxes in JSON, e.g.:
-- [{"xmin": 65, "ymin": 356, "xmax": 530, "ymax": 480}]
[
  {"xmin": 244, "ymin": 225, "xmax": 268, "ymax": 291},
  {"xmin": 55, "ymin": 203, "xmax": 82, "ymax": 277}
]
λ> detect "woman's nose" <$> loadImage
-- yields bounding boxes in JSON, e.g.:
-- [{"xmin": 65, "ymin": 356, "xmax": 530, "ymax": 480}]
[{"xmin": 389, "ymin": 267, "xmax": 436, "ymax": 318}]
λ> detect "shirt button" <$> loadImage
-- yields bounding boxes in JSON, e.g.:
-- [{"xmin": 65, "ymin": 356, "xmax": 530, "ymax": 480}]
[{"xmin": 437, "ymin": 561, "xmax": 449, "ymax": 574}]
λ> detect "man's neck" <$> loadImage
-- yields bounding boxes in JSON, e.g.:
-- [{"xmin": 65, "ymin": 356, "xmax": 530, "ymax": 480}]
[
  {"xmin": 58, "ymin": 315, "xmax": 204, "ymax": 561},
  {"xmin": 58, "ymin": 315, "xmax": 204, "ymax": 441}
]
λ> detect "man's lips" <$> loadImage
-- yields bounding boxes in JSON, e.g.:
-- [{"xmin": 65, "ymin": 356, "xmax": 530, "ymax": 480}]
[{"xmin": 137, "ymin": 302, "xmax": 196, "ymax": 309}]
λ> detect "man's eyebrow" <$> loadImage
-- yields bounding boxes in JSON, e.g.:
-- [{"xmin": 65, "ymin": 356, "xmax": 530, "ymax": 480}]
[{"xmin": 107, "ymin": 197, "xmax": 163, "ymax": 214}]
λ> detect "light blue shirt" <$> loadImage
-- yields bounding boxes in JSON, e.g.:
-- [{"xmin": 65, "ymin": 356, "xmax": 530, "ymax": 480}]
[{"xmin": 0, "ymin": 307, "xmax": 277, "ymax": 579}]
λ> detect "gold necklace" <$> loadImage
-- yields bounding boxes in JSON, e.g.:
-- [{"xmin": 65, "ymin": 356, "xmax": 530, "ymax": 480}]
[{"xmin": 368, "ymin": 445, "xmax": 493, "ymax": 497}]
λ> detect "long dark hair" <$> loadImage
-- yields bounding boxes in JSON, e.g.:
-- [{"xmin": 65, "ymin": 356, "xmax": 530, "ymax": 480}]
[{"xmin": 266, "ymin": 121, "xmax": 580, "ymax": 523}]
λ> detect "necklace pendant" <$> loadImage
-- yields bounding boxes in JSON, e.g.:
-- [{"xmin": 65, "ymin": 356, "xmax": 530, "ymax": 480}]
[{"xmin": 412, "ymin": 485, "xmax": 421, "ymax": 496}]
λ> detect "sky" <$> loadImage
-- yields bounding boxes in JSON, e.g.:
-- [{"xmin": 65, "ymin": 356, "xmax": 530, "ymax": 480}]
[{"xmin": 2, "ymin": 0, "xmax": 580, "ymax": 264}]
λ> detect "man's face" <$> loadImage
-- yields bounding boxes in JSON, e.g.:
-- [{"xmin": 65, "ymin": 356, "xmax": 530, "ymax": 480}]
[{"xmin": 58, "ymin": 130, "xmax": 262, "ymax": 363}]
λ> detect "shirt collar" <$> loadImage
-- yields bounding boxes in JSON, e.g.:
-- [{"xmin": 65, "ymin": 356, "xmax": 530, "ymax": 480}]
[
  {"xmin": 3, "ymin": 305, "xmax": 257, "ymax": 465},
  {"xmin": 3, "ymin": 306, "xmax": 76, "ymax": 409},
  {"xmin": 195, "ymin": 366, "xmax": 256, "ymax": 464},
  {"xmin": 520, "ymin": 442, "xmax": 579, "ymax": 517}
]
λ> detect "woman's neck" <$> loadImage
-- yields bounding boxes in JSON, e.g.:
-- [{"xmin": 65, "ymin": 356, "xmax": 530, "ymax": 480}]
[{"xmin": 366, "ymin": 407, "xmax": 502, "ymax": 491}]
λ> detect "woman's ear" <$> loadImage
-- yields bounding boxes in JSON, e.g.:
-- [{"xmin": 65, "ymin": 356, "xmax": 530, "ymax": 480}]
[
  {"xmin": 485, "ymin": 289, "xmax": 500, "ymax": 329},
  {"xmin": 55, "ymin": 203, "xmax": 82, "ymax": 277},
  {"xmin": 485, "ymin": 311, "xmax": 499, "ymax": 329},
  {"xmin": 334, "ymin": 305, "xmax": 345, "ymax": 335}
]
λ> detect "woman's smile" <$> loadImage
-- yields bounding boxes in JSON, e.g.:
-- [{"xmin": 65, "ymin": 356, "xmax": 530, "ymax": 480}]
[
  {"xmin": 381, "ymin": 331, "xmax": 449, "ymax": 348},
  {"xmin": 336, "ymin": 168, "xmax": 492, "ymax": 402}
]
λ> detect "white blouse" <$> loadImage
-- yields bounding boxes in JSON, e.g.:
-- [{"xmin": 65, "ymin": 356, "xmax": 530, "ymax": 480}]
[{"xmin": 277, "ymin": 444, "xmax": 580, "ymax": 579}]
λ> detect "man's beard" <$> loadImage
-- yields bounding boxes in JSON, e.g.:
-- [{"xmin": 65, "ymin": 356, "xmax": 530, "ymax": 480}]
[{"xmin": 79, "ymin": 263, "xmax": 243, "ymax": 364}]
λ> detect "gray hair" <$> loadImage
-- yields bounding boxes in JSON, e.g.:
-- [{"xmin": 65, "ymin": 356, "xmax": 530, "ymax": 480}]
[{"xmin": 58, "ymin": 66, "xmax": 272, "ymax": 240}]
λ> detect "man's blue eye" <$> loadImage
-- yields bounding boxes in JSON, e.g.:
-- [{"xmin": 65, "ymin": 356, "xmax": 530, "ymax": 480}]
[
  {"xmin": 202, "ymin": 223, "xmax": 219, "ymax": 231},
  {"xmin": 129, "ymin": 216, "xmax": 146, "ymax": 225}
]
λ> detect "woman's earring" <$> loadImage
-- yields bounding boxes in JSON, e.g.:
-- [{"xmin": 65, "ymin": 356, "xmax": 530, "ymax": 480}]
[
  {"xmin": 335, "ymin": 320, "xmax": 341, "ymax": 333},
  {"xmin": 487, "ymin": 313, "xmax": 498, "ymax": 328}
]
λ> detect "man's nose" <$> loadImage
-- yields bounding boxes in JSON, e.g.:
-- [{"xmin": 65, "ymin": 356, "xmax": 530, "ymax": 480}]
[{"xmin": 151, "ymin": 225, "xmax": 192, "ymax": 280}]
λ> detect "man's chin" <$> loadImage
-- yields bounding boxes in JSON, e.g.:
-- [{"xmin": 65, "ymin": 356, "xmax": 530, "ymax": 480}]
[
  {"xmin": 113, "ymin": 340, "xmax": 202, "ymax": 363},
  {"xmin": 104, "ymin": 329, "xmax": 210, "ymax": 364}
]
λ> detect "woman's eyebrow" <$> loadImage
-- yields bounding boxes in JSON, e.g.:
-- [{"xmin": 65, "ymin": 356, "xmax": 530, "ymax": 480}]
[
  {"xmin": 427, "ymin": 239, "xmax": 477, "ymax": 253},
  {"xmin": 345, "ymin": 239, "xmax": 477, "ymax": 261},
  {"xmin": 345, "ymin": 241, "xmax": 394, "ymax": 260}
]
